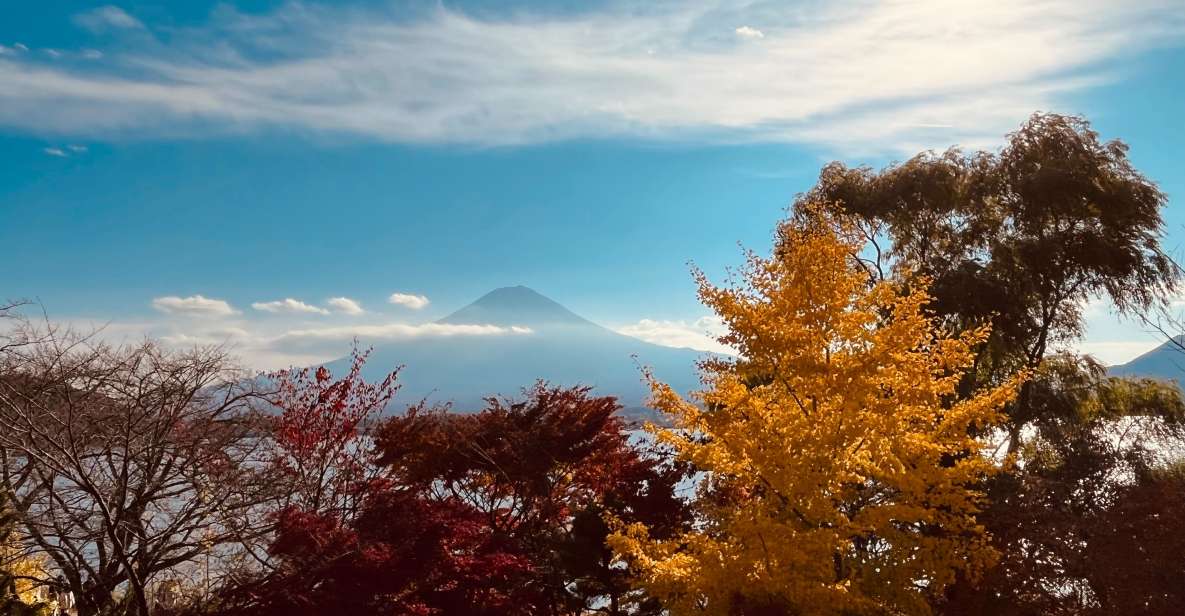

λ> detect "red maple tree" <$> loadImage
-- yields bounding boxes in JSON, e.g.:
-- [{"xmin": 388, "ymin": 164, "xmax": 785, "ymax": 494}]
[{"xmin": 207, "ymin": 355, "xmax": 688, "ymax": 616}]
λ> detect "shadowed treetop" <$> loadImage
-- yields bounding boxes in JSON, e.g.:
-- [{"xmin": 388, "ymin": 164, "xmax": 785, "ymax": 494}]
[{"xmin": 796, "ymin": 113, "xmax": 1176, "ymax": 390}]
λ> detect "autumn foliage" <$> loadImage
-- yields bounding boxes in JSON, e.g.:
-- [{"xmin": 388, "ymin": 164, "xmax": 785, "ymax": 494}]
[
  {"xmin": 609, "ymin": 209, "xmax": 1023, "ymax": 615},
  {"xmin": 5, "ymin": 114, "xmax": 1184, "ymax": 616},
  {"xmin": 800, "ymin": 114, "xmax": 1185, "ymax": 614},
  {"xmin": 267, "ymin": 347, "xmax": 400, "ymax": 516},
  {"xmin": 211, "ymin": 375, "xmax": 688, "ymax": 616},
  {"xmin": 376, "ymin": 385, "xmax": 690, "ymax": 614}
]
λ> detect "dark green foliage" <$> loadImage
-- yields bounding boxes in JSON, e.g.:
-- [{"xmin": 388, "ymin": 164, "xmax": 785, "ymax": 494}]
[
  {"xmin": 799, "ymin": 113, "xmax": 1175, "ymax": 396},
  {"xmin": 946, "ymin": 357, "xmax": 1185, "ymax": 614},
  {"xmin": 796, "ymin": 113, "xmax": 1185, "ymax": 614}
]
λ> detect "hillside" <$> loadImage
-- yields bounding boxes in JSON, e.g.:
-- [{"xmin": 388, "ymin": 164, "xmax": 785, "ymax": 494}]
[{"xmin": 1108, "ymin": 335, "xmax": 1185, "ymax": 384}]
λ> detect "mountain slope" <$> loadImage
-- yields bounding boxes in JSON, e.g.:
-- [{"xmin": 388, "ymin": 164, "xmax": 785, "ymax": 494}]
[
  {"xmin": 1108, "ymin": 336, "xmax": 1185, "ymax": 384},
  {"xmin": 437, "ymin": 286, "xmax": 595, "ymax": 328},
  {"xmin": 325, "ymin": 286, "xmax": 708, "ymax": 412}
]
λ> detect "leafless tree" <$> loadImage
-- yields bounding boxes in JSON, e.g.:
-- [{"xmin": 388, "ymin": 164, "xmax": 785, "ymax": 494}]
[
  {"xmin": 1, "ymin": 300, "xmax": 41, "ymax": 359},
  {"xmin": 0, "ymin": 322, "xmax": 278, "ymax": 616}
]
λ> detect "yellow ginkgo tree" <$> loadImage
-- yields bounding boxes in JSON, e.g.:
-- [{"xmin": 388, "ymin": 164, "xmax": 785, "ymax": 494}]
[
  {"xmin": 609, "ymin": 207, "xmax": 1024, "ymax": 615},
  {"xmin": 1, "ymin": 528, "xmax": 52, "ymax": 614}
]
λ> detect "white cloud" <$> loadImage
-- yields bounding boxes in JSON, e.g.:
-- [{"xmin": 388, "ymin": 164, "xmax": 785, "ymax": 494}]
[
  {"xmin": 73, "ymin": 6, "xmax": 144, "ymax": 32},
  {"xmin": 270, "ymin": 321, "xmax": 531, "ymax": 354},
  {"xmin": 252, "ymin": 298, "xmax": 330, "ymax": 315},
  {"xmin": 735, "ymin": 26, "xmax": 764, "ymax": 39},
  {"xmin": 99, "ymin": 292, "xmax": 533, "ymax": 369},
  {"xmin": 0, "ymin": 1, "xmax": 1180, "ymax": 151},
  {"xmin": 159, "ymin": 327, "xmax": 250, "ymax": 347},
  {"xmin": 162, "ymin": 319, "xmax": 530, "ymax": 369},
  {"xmin": 280, "ymin": 322, "xmax": 530, "ymax": 341},
  {"xmin": 81, "ymin": 50, "xmax": 104, "ymax": 60},
  {"xmin": 151, "ymin": 294, "xmax": 238, "ymax": 317},
  {"xmin": 43, "ymin": 144, "xmax": 86, "ymax": 157},
  {"xmin": 326, "ymin": 297, "xmax": 364, "ymax": 315},
  {"xmin": 388, "ymin": 293, "xmax": 430, "ymax": 310},
  {"xmin": 44, "ymin": 49, "xmax": 62, "ymax": 59},
  {"xmin": 1072, "ymin": 340, "xmax": 1161, "ymax": 366},
  {"xmin": 12, "ymin": 43, "xmax": 28, "ymax": 52},
  {"xmin": 616, "ymin": 316, "xmax": 735, "ymax": 355}
]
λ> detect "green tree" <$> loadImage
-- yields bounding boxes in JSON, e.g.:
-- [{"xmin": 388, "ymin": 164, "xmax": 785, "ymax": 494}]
[{"xmin": 797, "ymin": 113, "xmax": 1185, "ymax": 613}]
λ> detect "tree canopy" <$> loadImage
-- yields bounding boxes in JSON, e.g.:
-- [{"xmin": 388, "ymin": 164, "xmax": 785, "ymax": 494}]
[
  {"xmin": 795, "ymin": 113, "xmax": 1185, "ymax": 615},
  {"xmin": 4, "ymin": 113, "xmax": 1184, "ymax": 616},
  {"xmin": 610, "ymin": 208, "xmax": 1022, "ymax": 615}
]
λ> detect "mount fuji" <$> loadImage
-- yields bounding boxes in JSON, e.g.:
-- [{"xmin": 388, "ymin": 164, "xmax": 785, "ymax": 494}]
[{"xmin": 323, "ymin": 286, "xmax": 709, "ymax": 416}]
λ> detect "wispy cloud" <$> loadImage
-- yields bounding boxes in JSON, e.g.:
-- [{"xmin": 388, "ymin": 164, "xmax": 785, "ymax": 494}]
[
  {"xmin": 734, "ymin": 26, "xmax": 764, "ymax": 39},
  {"xmin": 159, "ymin": 327, "xmax": 250, "ymax": 347},
  {"xmin": 389, "ymin": 293, "xmax": 430, "ymax": 310},
  {"xmin": 151, "ymin": 294, "xmax": 237, "ymax": 317},
  {"xmin": 65, "ymin": 305, "xmax": 532, "ymax": 370},
  {"xmin": 616, "ymin": 316, "xmax": 734, "ymax": 355},
  {"xmin": 279, "ymin": 322, "xmax": 530, "ymax": 342},
  {"xmin": 73, "ymin": 5, "xmax": 144, "ymax": 32},
  {"xmin": 0, "ymin": 1, "xmax": 1180, "ymax": 151},
  {"xmin": 268, "ymin": 322, "xmax": 532, "ymax": 355},
  {"xmin": 252, "ymin": 298, "xmax": 330, "ymax": 315},
  {"xmin": 42, "ymin": 144, "xmax": 87, "ymax": 157},
  {"xmin": 326, "ymin": 297, "xmax": 364, "ymax": 315}
]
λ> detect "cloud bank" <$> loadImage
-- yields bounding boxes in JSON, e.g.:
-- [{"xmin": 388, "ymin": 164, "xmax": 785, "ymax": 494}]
[
  {"xmin": 616, "ymin": 316, "xmax": 734, "ymax": 355},
  {"xmin": 277, "ymin": 322, "xmax": 530, "ymax": 344},
  {"xmin": 0, "ymin": 0, "xmax": 1180, "ymax": 151},
  {"xmin": 126, "ymin": 291, "xmax": 533, "ymax": 368}
]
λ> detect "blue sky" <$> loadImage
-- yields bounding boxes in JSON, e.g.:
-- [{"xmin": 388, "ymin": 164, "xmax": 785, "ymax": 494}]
[{"xmin": 2, "ymin": 1, "xmax": 1184, "ymax": 369}]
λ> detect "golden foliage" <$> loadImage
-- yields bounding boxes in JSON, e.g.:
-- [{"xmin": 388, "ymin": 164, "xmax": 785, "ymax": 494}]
[
  {"xmin": 2, "ymin": 536, "xmax": 51, "ymax": 608},
  {"xmin": 609, "ymin": 208, "xmax": 1023, "ymax": 615}
]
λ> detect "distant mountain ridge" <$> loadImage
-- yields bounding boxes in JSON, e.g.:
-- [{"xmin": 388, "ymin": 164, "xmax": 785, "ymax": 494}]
[
  {"xmin": 1108, "ymin": 335, "xmax": 1185, "ymax": 384},
  {"xmin": 324, "ymin": 286, "xmax": 709, "ymax": 415},
  {"xmin": 327, "ymin": 288, "xmax": 1185, "ymax": 413}
]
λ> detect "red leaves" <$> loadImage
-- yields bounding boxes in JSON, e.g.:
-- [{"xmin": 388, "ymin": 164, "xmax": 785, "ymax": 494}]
[
  {"xmin": 221, "ymin": 493, "xmax": 536, "ymax": 616},
  {"xmin": 267, "ymin": 506, "xmax": 357, "ymax": 561},
  {"xmin": 265, "ymin": 346, "xmax": 400, "ymax": 514},
  {"xmin": 212, "ymin": 368, "xmax": 687, "ymax": 615},
  {"xmin": 373, "ymin": 382, "xmax": 690, "ymax": 613}
]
